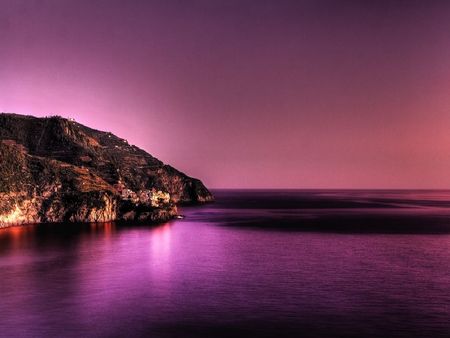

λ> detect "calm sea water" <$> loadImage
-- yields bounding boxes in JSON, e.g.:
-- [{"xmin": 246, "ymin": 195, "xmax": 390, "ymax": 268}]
[{"xmin": 1, "ymin": 190, "xmax": 450, "ymax": 337}]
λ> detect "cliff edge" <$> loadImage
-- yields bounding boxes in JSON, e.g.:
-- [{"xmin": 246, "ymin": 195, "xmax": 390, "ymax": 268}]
[{"xmin": 0, "ymin": 113, "xmax": 213, "ymax": 227}]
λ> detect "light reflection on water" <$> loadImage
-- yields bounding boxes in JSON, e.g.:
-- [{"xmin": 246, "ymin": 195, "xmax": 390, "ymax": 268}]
[{"xmin": 0, "ymin": 190, "xmax": 450, "ymax": 337}]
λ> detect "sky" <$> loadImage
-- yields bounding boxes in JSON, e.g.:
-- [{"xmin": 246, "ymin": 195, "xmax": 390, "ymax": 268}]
[{"xmin": 1, "ymin": 0, "xmax": 450, "ymax": 189}]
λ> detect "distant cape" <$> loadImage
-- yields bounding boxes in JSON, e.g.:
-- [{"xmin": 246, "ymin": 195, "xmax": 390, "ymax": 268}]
[{"xmin": 0, "ymin": 113, "xmax": 213, "ymax": 227}]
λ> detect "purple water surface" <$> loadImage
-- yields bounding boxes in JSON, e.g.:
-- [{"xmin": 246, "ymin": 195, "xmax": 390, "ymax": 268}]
[{"xmin": 1, "ymin": 190, "xmax": 450, "ymax": 337}]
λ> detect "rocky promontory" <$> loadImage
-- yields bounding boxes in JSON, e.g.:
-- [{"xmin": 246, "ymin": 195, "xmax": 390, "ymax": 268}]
[{"xmin": 0, "ymin": 113, "xmax": 213, "ymax": 227}]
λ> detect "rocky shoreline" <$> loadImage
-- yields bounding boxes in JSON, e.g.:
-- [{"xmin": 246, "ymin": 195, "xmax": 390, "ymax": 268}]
[{"xmin": 0, "ymin": 113, "xmax": 213, "ymax": 228}]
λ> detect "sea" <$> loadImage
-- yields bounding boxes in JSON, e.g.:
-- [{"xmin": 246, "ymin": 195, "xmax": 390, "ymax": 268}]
[{"xmin": 1, "ymin": 190, "xmax": 450, "ymax": 337}]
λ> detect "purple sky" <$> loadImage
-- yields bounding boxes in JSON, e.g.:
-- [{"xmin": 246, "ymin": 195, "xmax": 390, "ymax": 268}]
[{"xmin": 1, "ymin": 0, "xmax": 450, "ymax": 188}]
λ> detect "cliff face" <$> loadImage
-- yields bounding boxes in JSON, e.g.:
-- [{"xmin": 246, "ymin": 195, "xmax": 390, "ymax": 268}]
[{"xmin": 0, "ymin": 113, "xmax": 213, "ymax": 227}]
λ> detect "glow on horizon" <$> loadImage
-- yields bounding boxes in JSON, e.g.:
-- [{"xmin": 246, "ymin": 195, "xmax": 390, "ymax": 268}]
[{"xmin": 1, "ymin": 0, "xmax": 450, "ymax": 189}]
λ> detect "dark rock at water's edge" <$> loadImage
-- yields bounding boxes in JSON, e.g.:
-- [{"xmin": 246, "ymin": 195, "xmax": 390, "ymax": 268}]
[{"xmin": 0, "ymin": 113, "xmax": 213, "ymax": 227}]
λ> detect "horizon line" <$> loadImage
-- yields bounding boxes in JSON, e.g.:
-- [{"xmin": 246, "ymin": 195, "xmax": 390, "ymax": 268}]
[{"xmin": 208, "ymin": 187, "xmax": 450, "ymax": 191}]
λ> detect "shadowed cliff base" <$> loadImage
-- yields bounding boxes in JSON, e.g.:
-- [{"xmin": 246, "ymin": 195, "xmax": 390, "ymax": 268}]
[{"xmin": 0, "ymin": 113, "xmax": 213, "ymax": 228}]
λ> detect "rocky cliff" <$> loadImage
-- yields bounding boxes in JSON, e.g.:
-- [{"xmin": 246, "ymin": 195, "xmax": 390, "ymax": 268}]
[{"xmin": 0, "ymin": 113, "xmax": 213, "ymax": 227}]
